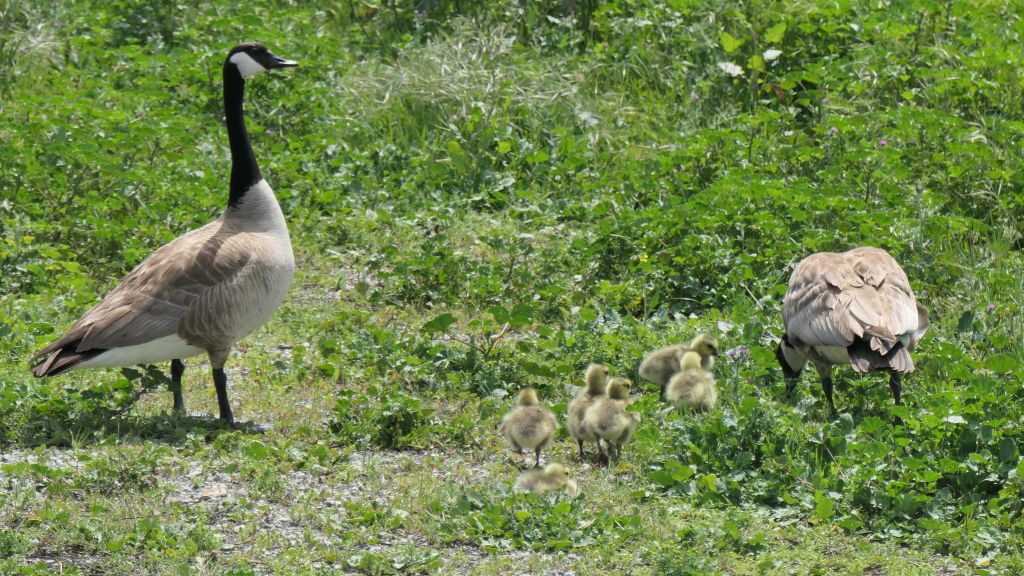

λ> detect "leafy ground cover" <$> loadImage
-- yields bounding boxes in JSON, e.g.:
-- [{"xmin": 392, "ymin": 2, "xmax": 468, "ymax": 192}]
[{"xmin": 2, "ymin": 0, "xmax": 1023, "ymax": 573}]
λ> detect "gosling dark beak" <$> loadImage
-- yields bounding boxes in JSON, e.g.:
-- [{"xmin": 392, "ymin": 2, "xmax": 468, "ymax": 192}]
[{"xmin": 267, "ymin": 53, "xmax": 298, "ymax": 69}]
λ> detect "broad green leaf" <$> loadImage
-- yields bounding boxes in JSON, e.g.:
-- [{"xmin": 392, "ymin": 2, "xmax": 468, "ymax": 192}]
[
  {"xmin": 510, "ymin": 303, "xmax": 535, "ymax": 328},
  {"xmin": 421, "ymin": 313, "xmax": 457, "ymax": 334},
  {"xmin": 748, "ymin": 54, "xmax": 765, "ymax": 72},
  {"xmin": 984, "ymin": 354, "xmax": 1018, "ymax": 372},
  {"xmin": 956, "ymin": 311, "xmax": 975, "ymax": 333},
  {"xmin": 578, "ymin": 307, "xmax": 597, "ymax": 323},
  {"xmin": 814, "ymin": 491, "xmax": 834, "ymax": 521},
  {"xmin": 245, "ymin": 440, "xmax": 268, "ymax": 460},
  {"xmin": 764, "ymin": 21, "xmax": 787, "ymax": 43},
  {"xmin": 719, "ymin": 30, "xmax": 745, "ymax": 54}
]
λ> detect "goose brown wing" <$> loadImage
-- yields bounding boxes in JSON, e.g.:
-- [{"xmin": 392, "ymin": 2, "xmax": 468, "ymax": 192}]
[
  {"xmin": 33, "ymin": 220, "xmax": 248, "ymax": 357},
  {"xmin": 783, "ymin": 252, "xmax": 891, "ymax": 347},
  {"xmin": 847, "ymin": 247, "xmax": 921, "ymax": 345}
]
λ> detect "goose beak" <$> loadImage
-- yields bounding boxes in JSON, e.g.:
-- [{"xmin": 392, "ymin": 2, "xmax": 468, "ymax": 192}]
[{"xmin": 267, "ymin": 53, "xmax": 298, "ymax": 69}]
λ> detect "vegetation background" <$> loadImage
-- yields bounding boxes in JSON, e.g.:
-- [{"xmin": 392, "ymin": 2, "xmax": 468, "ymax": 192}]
[{"xmin": 1, "ymin": 0, "xmax": 1023, "ymax": 573}]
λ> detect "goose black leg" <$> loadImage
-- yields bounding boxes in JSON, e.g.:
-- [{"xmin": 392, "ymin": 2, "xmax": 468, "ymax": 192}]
[
  {"xmin": 820, "ymin": 376, "xmax": 837, "ymax": 416},
  {"xmin": 212, "ymin": 367, "xmax": 235, "ymax": 428},
  {"xmin": 889, "ymin": 370, "xmax": 904, "ymax": 425},
  {"xmin": 535, "ymin": 447, "xmax": 542, "ymax": 468},
  {"xmin": 170, "ymin": 359, "xmax": 186, "ymax": 414},
  {"xmin": 577, "ymin": 439, "xmax": 585, "ymax": 462},
  {"xmin": 888, "ymin": 371, "xmax": 902, "ymax": 406}
]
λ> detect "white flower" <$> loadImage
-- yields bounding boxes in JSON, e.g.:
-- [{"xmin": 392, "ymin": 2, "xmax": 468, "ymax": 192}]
[
  {"xmin": 717, "ymin": 61, "xmax": 744, "ymax": 77},
  {"xmin": 763, "ymin": 49, "xmax": 782, "ymax": 61}
]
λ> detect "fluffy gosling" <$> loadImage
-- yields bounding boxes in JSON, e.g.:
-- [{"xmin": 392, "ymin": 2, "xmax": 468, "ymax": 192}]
[
  {"xmin": 639, "ymin": 334, "xmax": 720, "ymax": 400},
  {"xmin": 582, "ymin": 377, "xmax": 641, "ymax": 464},
  {"xmin": 499, "ymin": 387, "xmax": 559, "ymax": 467},
  {"xmin": 567, "ymin": 363, "xmax": 609, "ymax": 461},
  {"xmin": 513, "ymin": 462, "xmax": 579, "ymax": 497},
  {"xmin": 665, "ymin": 351, "xmax": 718, "ymax": 412}
]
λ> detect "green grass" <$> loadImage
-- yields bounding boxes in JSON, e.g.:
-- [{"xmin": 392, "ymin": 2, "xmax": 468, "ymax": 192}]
[{"xmin": 2, "ymin": 0, "xmax": 1024, "ymax": 573}]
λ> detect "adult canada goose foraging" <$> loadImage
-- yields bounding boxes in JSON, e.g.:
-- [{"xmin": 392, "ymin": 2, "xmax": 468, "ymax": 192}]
[
  {"xmin": 639, "ymin": 334, "xmax": 719, "ymax": 400},
  {"xmin": 498, "ymin": 388, "xmax": 559, "ymax": 468},
  {"xmin": 776, "ymin": 247, "xmax": 929, "ymax": 414},
  {"xmin": 664, "ymin": 351, "xmax": 718, "ymax": 412},
  {"xmin": 567, "ymin": 363, "xmax": 608, "ymax": 462},
  {"xmin": 30, "ymin": 43, "xmax": 298, "ymax": 429}
]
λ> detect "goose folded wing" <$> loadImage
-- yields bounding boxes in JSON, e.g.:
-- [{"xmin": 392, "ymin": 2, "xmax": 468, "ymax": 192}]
[
  {"xmin": 783, "ymin": 256, "xmax": 866, "ymax": 346},
  {"xmin": 35, "ymin": 226, "xmax": 251, "ymax": 356}
]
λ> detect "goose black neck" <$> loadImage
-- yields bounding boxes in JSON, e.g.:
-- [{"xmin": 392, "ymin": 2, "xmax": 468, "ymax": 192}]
[{"xmin": 223, "ymin": 64, "xmax": 262, "ymax": 208}]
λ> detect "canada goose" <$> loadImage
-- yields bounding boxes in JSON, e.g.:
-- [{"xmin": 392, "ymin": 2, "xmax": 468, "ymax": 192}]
[
  {"xmin": 776, "ymin": 247, "xmax": 929, "ymax": 414},
  {"xmin": 664, "ymin": 351, "xmax": 718, "ymax": 412},
  {"xmin": 498, "ymin": 387, "xmax": 559, "ymax": 468},
  {"xmin": 513, "ymin": 463, "xmax": 579, "ymax": 497},
  {"xmin": 581, "ymin": 377, "xmax": 640, "ymax": 464},
  {"xmin": 567, "ymin": 363, "xmax": 608, "ymax": 461},
  {"xmin": 30, "ymin": 43, "xmax": 298, "ymax": 429},
  {"xmin": 639, "ymin": 334, "xmax": 719, "ymax": 400}
]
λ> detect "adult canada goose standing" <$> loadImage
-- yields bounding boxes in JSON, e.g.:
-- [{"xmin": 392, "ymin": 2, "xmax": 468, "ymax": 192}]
[
  {"xmin": 639, "ymin": 333, "xmax": 719, "ymax": 400},
  {"xmin": 776, "ymin": 247, "xmax": 929, "ymax": 414},
  {"xmin": 30, "ymin": 43, "xmax": 298, "ymax": 429}
]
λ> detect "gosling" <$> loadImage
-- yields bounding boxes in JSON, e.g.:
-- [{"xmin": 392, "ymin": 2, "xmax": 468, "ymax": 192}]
[
  {"xmin": 582, "ymin": 377, "xmax": 641, "ymax": 464},
  {"xmin": 665, "ymin": 351, "xmax": 718, "ymax": 412},
  {"xmin": 567, "ymin": 363, "xmax": 609, "ymax": 461},
  {"xmin": 639, "ymin": 334, "xmax": 719, "ymax": 400},
  {"xmin": 513, "ymin": 462, "xmax": 579, "ymax": 497},
  {"xmin": 499, "ymin": 387, "xmax": 559, "ymax": 468}
]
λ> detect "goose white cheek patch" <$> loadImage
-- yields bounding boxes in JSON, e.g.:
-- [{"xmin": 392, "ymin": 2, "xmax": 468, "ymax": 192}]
[{"xmin": 229, "ymin": 52, "xmax": 266, "ymax": 78}]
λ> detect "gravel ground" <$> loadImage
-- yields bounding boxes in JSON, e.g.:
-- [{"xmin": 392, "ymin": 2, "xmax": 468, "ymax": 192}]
[{"xmin": 1, "ymin": 445, "xmax": 583, "ymax": 575}]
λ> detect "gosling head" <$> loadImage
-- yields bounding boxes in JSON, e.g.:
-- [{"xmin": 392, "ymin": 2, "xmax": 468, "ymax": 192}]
[
  {"xmin": 679, "ymin": 350, "xmax": 703, "ymax": 371},
  {"xmin": 584, "ymin": 363, "xmax": 610, "ymax": 394},
  {"xmin": 543, "ymin": 463, "xmax": 570, "ymax": 482},
  {"xmin": 607, "ymin": 377, "xmax": 631, "ymax": 400},
  {"xmin": 517, "ymin": 387, "xmax": 540, "ymax": 407},
  {"xmin": 775, "ymin": 333, "xmax": 805, "ymax": 379},
  {"xmin": 689, "ymin": 333, "xmax": 720, "ymax": 358},
  {"xmin": 227, "ymin": 42, "xmax": 298, "ymax": 79}
]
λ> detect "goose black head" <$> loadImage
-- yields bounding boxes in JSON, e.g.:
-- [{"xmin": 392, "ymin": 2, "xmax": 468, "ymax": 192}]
[{"xmin": 227, "ymin": 43, "xmax": 298, "ymax": 79}]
